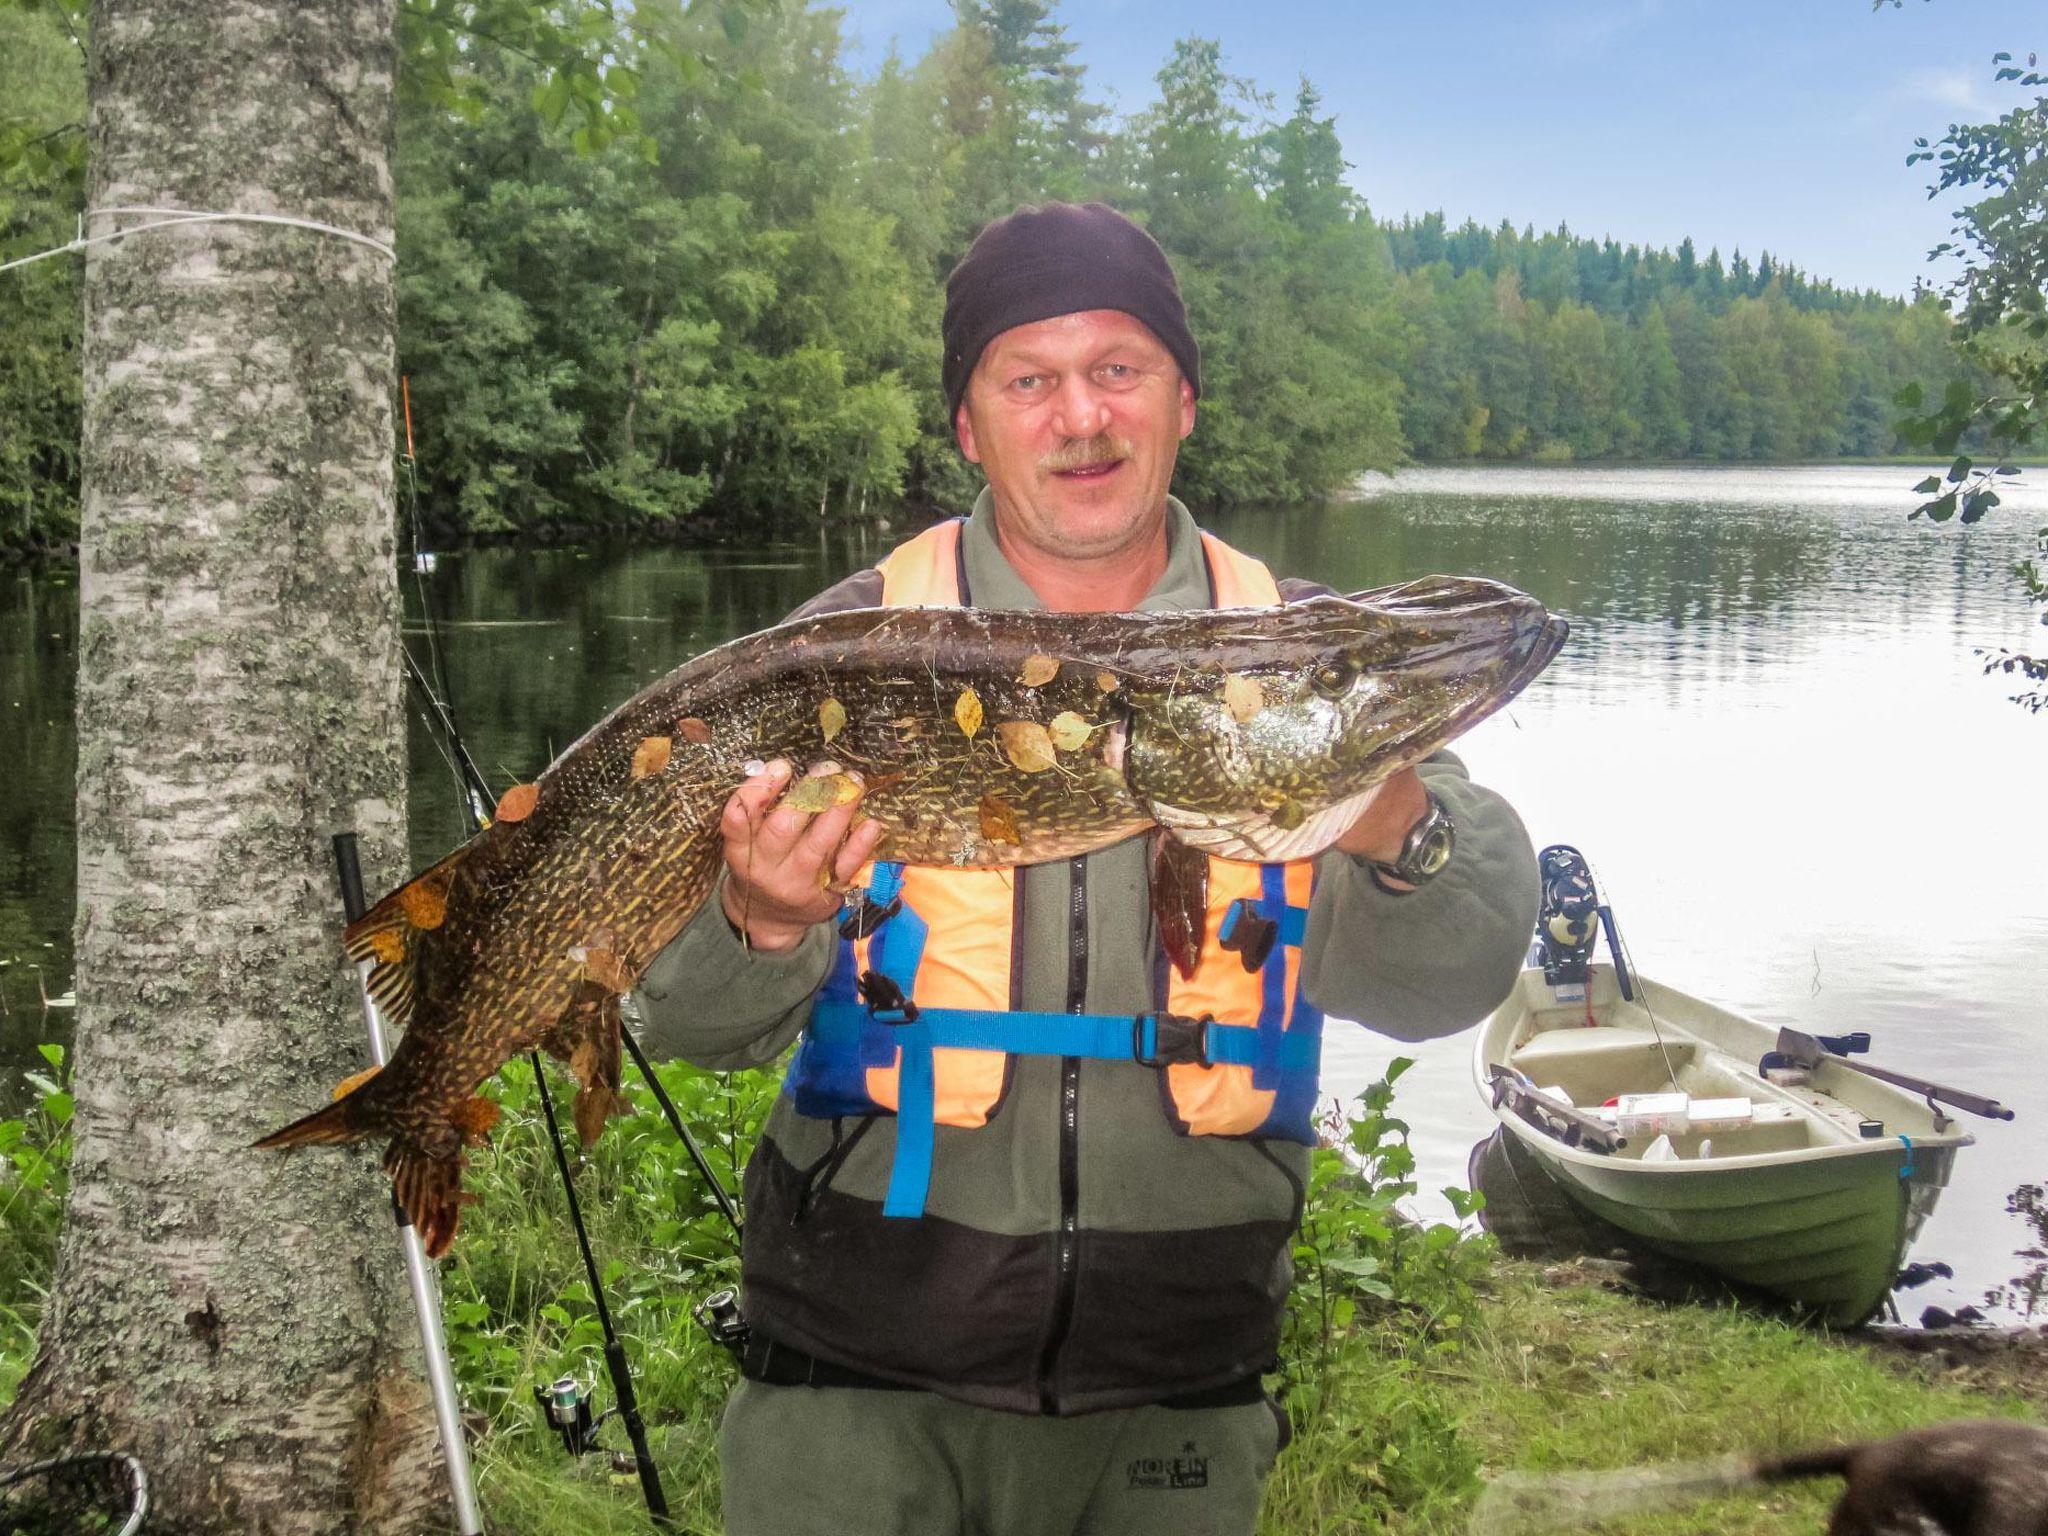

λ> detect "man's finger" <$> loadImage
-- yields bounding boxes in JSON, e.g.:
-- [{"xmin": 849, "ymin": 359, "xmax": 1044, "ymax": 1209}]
[
  {"xmin": 723, "ymin": 759, "xmax": 793, "ymax": 840},
  {"xmin": 831, "ymin": 817, "xmax": 887, "ymax": 887},
  {"xmin": 794, "ymin": 779, "xmax": 865, "ymax": 867},
  {"xmin": 763, "ymin": 761, "xmax": 843, "ymax": 845}
]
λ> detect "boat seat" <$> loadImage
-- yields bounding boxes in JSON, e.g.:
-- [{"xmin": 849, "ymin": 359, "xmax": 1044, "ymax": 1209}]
[
  {"xmin": 1511, "ymin": 1025, "xmax": 1664, "ymax": 1062},
  {"xmin": 1509, "ymin": 1026, "xmax": 1698, "ymax": 1104}
]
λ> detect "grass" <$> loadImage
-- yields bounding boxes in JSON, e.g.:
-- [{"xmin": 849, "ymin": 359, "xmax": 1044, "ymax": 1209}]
[{"xmin": 3, "ymin": 1049, "xmax": 2040, "ymax": 1535}]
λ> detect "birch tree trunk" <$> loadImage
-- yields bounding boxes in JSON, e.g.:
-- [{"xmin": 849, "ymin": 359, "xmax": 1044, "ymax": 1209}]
[{"xmin": 1, "ymin": 1, "xmax": 445, "ymax": 1529}]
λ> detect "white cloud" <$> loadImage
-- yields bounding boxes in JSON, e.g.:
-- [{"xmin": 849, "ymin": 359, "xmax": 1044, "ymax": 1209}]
[{"xmin": 1899, "ymin": 64, "xmax": 1996, "ymax": 117}]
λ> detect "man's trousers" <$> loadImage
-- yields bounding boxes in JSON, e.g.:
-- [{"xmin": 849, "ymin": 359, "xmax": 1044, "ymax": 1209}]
[{"xmin": 721, "ymin": 1377, "xmax": 1287, "ymax": 1536}]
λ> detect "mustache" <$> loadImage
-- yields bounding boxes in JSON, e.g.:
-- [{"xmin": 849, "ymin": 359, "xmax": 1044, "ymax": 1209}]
[{"xmin": 1039, "ymin": 433, "xmax": 1134, "ymax": 475}]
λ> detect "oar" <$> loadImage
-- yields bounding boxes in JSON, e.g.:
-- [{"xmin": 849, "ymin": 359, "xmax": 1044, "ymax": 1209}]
[
  {"xmin": 1775, "ymin": 1026, "xmax": 2016, "ymax": 1121},
  {"xmin": 1486, "ymin": 1064, "xmax": 1629, "ymax": 1153}
]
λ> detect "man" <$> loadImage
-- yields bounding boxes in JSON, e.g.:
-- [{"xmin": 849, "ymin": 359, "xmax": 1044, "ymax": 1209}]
[{"xmin": 635, "ymin": 201, "xmax": 1538, "ymax": 1536}]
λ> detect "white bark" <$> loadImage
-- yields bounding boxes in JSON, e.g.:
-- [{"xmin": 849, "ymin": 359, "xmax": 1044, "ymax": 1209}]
[{"xmin": 4, "ymin": 2, "xmax": 445, "ymax": 1530}]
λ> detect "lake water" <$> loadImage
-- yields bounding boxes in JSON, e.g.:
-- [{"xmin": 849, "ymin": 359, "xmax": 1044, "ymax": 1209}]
[{"xmin": 3, "ymin": 465, "xmax": 2043, "ymax": 1320}]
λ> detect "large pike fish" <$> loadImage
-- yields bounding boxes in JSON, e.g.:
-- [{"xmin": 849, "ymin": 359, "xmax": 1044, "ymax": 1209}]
[{"xmin": 257, "ymin": 577, "xmax": 1566, "ymax": 1254}]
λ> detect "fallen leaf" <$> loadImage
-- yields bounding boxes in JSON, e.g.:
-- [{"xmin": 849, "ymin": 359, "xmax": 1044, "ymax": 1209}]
[
  {"xmin": 979, "ymin": 794, "xmax": 1023, "ymax": 845},
  {"xmin": 955, "ymin": 686, "xmax": 984, "ymax": 739},
  {"xmin": 1047, "ymin": 711, "xmax": 1093, "ymax": 752},
  {"xmin": 631, "ymin": 735, "xmax": 672, "ymax": 779},
  {"xmin": 997, "ymin": 720, "xmax": 1057, "ymax": 773},
  {"xmin": 819, "ymin": 696, "xmax": 847, "ymax": 743},
  {"xmin": 583, "ymin": 947, "xmax": 632, "ymax": 992},
  {"xmin": 368, "ymin": 929, "xmax": 407, "ymax": 966},
  {"xmin": 495, "ymin": 782, "xmax": 539, "ymax": 823},
  {"xmin": 1271, "ymin": 799, "xmax": 1307, "ymax": 831},
  {"xmin": 784, "ymin": 772, "xmax": 862, "ymax": 812},
  {"xmin": 1018, "ymin": 654, "xmax": 1059, "ymax": 687},
  {"xmin": 398, "ymin": 878, "xmax": 447, "ymax": 930},
  {"xmin": 1096, "ymin": 670, "xmax": 1120, "ymax": 693},
  {"xmin": 1222, "ymin": 674, "xmax": 1264, "ymax": 724},
  {"xmin": 676, "ymin": 716, "xmax": 713, "ymax": 745}
]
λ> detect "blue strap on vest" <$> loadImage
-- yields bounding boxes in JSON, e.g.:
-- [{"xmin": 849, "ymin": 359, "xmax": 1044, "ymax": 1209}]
[{"xmin": 798, "ymin": 863, "xmax": 1319, "ymax": 1219}]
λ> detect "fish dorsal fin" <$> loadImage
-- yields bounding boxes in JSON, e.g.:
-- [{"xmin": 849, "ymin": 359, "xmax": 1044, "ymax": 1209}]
[{"xmin": 341, "ymin": 845, "xmax": 469, "ymax": 1030}]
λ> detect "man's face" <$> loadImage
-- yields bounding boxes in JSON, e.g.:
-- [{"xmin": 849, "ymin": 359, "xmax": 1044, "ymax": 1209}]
[{"xmin": 954, "ymin": 309, "xmax": 1197, "ymax": 563}]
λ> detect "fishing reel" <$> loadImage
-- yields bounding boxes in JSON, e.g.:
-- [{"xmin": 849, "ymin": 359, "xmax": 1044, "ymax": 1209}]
[
  {"xmin": 694, "ymin": 1287, "xmax": 751, "ymax": 1359},
  {"xmin": 533, "ymin": 1374, "xmax": 636, "ymax": 1475},
  {"xmin": 1533, "ymin": 844, "xmax": 1600, "ymax": 986}
]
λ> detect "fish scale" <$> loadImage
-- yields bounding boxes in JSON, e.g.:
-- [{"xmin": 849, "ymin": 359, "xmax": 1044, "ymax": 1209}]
[{"xmin": 256, "ymin": 576, "xmax": 1566, "ymax": 1254}]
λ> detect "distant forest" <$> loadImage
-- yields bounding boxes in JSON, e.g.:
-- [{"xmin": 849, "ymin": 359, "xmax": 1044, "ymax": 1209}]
[{"xmin": 0, "ymin": 0, "xmax": 1977, "ymax": 554}]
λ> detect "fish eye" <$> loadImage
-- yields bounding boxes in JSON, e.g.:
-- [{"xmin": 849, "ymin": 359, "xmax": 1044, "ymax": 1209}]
[{"xmin": 1310, "ymin": 658, "xmax": 1357, "ymax": 700}]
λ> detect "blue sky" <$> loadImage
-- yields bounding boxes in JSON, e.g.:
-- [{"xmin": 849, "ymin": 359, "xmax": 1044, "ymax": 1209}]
[{"xmin": 836, "ymin": 0, "xmax": 2041, "ymax": 298}]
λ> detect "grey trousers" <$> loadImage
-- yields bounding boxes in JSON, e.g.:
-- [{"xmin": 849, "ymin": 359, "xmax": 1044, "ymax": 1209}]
[{"xmin": 720, "ymin": 1377, "xmax": 1286, "ymax": 1536}]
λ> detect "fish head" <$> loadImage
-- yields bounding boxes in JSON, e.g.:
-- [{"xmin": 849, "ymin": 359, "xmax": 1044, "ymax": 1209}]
[{"xmin": 1120, "ymin": 576, "xmax": 1566, "ymax": 862}]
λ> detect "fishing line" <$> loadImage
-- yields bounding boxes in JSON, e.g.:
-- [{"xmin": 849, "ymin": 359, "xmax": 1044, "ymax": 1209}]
[{"xmin": 1582, "ymin": 851, "xmax": 1684, "ymax": 1093}]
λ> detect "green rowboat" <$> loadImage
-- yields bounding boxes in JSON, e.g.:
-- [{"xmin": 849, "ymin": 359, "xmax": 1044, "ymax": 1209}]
[{"xmin": 1472, "ymin": 962, "xmax": 1973, "ymax": 1327}]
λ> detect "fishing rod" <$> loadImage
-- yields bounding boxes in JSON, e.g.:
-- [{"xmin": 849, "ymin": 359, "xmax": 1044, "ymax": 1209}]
[{"xmin": 333, "ymin": 832, "xmax": 484, "ymax": 1536}]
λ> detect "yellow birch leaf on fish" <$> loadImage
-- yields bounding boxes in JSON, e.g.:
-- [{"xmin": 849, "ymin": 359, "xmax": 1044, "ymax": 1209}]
[
  {"xmin": 583, "ymin": 947, "xmax": 632, "ymax": 992},
  {"xmin": 783, "ymin": 772, "xmax": 861, "ymax": 812},
  {"xmin": 453, "ymin": 1097, "xmax": 500, "ymax": 1145},
  {"xmin": 398, "ymin": 878, "xmax": 447, "ymax": 931},
  {"xmin": 954, "ymin": 686, "xmax": 984, "ymax": 739},
  {"xmin": 1222, "ymin": 674, "xmax": 1264, "ymax": 724},
  {"xmin": 978, "ymin": 794, "xmax": 1023, "ymax": 846},
  {"xmin": 997, "ymin": 720, "xmax": 1057, "ymax": 773},
  {"xmin": 1047, "ymin": 711, "xmax": 1093, "ymax": 753},
  {"xmin": 1018, "ymin": 654, "xmax": 1059, "ymax": 687},
  {"xmin": 495, "ymin": 782, "xmax": 539, "ymax": 823},
  {"xmin": 1096, "ymin": 670, "xmax": 1120, "ymax": 693},
  {"xmin": 368, "ymin": 929, "xmax": 407, "ymax": 966},
  {"xmin": 630, "ymin": 735, "xmax": 672, "ymax": 779},
  {"xmin": 818, "ymin": 696, "xmax": 847, "ymax": 743},
  {"xmin": 676, "ymin": 716, "xmax": 713, "ymax": 745}
]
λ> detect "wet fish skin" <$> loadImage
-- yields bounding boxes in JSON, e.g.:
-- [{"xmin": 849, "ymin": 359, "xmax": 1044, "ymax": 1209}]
[{"xmin": 254, "ymin": 576, "xmax": 1565, "ymax": 1255}]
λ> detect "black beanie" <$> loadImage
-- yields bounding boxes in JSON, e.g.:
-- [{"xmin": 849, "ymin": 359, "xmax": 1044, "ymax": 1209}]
[{"xmin": 941, "ymin": 202, "xmax": 1201, "ymax": 419}]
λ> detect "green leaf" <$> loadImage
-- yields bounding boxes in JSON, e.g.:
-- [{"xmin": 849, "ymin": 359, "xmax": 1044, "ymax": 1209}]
[
  {"xmin": 1913, "ymin": 476, "xmax": 1943, "ymax": 494},
  {"xmin": 37, "ymin": 1043, "xmax": 62, "ymax": 1069},
  {"xmin": 41, "ymin": 1092, "xmax": 72, "ymax": 1124},
  {"xmin": 1947, "ymin": 455, "xmax": 1973, "ymax": 483},
  {"xmin": 1894, "ymin": 382, "xmax": 1924, "ymax": 409}
]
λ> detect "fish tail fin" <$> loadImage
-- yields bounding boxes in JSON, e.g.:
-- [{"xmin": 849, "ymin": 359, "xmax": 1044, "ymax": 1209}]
[
  {"xmin": 252, "ymin": 1067, "xmax": 385, "ymax": 1151},
  {"xmin": 384, "ymin": 1140, "xmax": 467, "ymax": 1258}
]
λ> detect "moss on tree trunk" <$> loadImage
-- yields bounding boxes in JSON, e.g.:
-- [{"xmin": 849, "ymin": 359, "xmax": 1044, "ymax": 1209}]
[{"xmin": 1, "ymin": 1, "xmax": 447, "ymax": 1529}]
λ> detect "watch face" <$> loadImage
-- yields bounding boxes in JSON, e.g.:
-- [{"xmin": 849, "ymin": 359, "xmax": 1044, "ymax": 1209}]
[{"xmin": 1413, "ymin": 819, "xmax": 1455, "ymax": 877}]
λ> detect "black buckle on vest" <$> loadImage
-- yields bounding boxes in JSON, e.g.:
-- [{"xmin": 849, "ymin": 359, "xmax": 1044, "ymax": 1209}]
[
  {"xmin": 838, "ymin": 889, "xmax": 902, "ymax": 941},
  {"xmin": 1132, "ymin": 1012, "xmax": 1212, "ymax": 1069},
  {"xmin": 1218, "ymin": 899, "xmax": 1278, "ymax": 973},
  {"xmin": 857, "ymin": 969, "xmax": 918, "ymax": 1024}
]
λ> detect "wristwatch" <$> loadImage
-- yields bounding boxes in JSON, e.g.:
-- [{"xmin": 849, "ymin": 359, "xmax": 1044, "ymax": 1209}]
[{"xmin": 1368, "ymin": 790, "xmax": 1456, "ymax": 891}]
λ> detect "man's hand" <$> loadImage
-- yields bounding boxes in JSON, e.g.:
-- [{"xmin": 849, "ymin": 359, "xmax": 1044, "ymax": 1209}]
[
  {"xmin": 1332, "ymin": 767, "xmax": 1429, "ymax": 887},
  {"xmin": 719, "ymin": 759, "xmax": 887, "ymax": 951}
]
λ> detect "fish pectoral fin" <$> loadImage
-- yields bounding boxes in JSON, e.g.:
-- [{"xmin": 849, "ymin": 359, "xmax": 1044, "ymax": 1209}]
[
  {"xmin": 540, "ymin": 981, "xmax": 627, "ymax": 1146},
  {"xmin": 384, "ymin": 1141, "xmax": 466, "ymax": 1258},
  {"xmin": 341, "ymin": 845, "xmax": 472, "ymax": 1030},
  {"xmin": 1149, "ymin": 829, "xmax": 1210, "ymax": 981}
]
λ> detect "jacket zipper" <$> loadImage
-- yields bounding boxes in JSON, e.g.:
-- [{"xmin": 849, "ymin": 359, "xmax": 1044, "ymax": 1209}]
[{"xmin": 1035, "ymin": 855, "xmax": 1088, "ymax": 1412}]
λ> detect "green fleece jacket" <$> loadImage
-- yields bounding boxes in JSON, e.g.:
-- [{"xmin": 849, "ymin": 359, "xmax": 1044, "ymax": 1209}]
[{"xmin": 635, "ymin": 493, "xmax": 1539, "ymax": 1415}]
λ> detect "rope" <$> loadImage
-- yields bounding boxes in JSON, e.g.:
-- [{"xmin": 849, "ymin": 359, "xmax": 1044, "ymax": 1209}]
[{"xmin": 0, "ymin": 204, "xmax": 394, "ymax": 278}]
